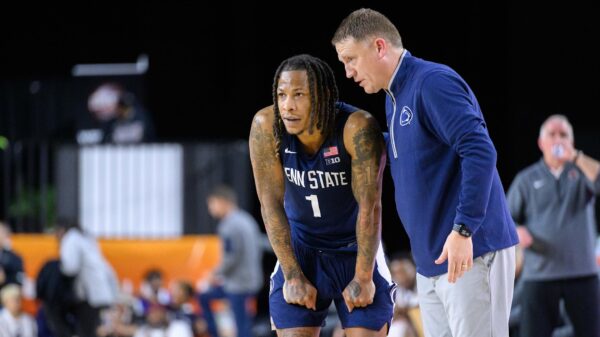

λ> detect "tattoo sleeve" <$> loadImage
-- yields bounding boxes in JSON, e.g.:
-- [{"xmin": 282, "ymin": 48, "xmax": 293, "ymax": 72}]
[
  {"xmin": 249, "ymin": 110, "xmax": 302, "ymax": 280},
  {"xmin": 347, "ymin": 112, "xmax": 385, "ymax": 280}
]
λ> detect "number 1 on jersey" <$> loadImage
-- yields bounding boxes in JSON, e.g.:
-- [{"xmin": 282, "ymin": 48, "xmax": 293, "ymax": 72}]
[{"xmin": 305, "ymin": 194, "xmax": 322, "ymax": 218}]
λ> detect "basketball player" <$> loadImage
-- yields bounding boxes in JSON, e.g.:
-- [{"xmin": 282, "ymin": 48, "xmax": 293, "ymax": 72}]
[{"xmin": 249, "ymin": 54, "xmax": 393, "ymax": 337}]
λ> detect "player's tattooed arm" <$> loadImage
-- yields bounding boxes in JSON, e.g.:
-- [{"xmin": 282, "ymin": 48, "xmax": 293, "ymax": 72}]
[
  {"xmin": 342, "ymin": 110, "xmax": 386, "ymax": 311},
  {"xmin": 346, "ymin": 110, "xmax": 385, "ymax": 280},
  {"xmin": 249, "ymin": 106, "xmax": 317, "ymax": 310},
  {"xmin": 249, "ymin": 106, "xmax": 300, "ymax": 278}
]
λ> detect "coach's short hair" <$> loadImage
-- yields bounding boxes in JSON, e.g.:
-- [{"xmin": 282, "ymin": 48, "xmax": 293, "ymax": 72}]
[{"xmin": 332, "ymin": 8, "xmax": 403, "ymax": 48}]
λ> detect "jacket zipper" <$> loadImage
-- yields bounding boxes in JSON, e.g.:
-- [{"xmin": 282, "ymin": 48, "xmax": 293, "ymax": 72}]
[{"xmin": 385, "ymin": 89, "xmax": 398, "ymax": 159}]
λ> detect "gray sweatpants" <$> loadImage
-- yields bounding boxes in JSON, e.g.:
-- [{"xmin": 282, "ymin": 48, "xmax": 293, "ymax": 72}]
[{"xmin": 415, "ymin": 246, "xmax": 516, "ymax": 337}]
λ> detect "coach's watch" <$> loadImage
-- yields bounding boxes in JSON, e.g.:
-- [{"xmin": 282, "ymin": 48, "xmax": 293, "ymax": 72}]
[{"xmin": 453, "ymin": 223, "xmax": 472, "ymax": 238}]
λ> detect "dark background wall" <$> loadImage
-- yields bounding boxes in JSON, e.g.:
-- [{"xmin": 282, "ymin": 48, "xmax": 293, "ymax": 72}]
[{"xmin": 1, "ymin": 1, "xmax": 598, "ymax": 252}]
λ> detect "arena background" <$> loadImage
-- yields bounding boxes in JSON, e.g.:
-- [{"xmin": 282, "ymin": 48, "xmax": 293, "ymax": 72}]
[
  {"xmin": 0, "ymin": 0, "xmax": 598, "ymax": 329},
  {"xmin": 4, "ymin": 0, "xmax": 597, "ymax": 245}
]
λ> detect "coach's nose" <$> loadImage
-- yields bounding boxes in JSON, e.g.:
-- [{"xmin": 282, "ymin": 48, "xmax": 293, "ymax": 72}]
[{"xmin": 345, "ymin": 64, "xmax": 356, "ymax": 79}]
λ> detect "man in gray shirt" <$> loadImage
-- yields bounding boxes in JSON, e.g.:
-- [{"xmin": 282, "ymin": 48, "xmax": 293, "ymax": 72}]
[
  {"xmin": 507, "ymin": 115, "xmax": 600, "ymax": 337},
  {"xmin": 199, "ymin": 185, "xmax": 264, "ymax": 337}
]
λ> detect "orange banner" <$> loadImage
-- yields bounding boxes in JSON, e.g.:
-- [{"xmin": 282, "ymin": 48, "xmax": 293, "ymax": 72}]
[{"xmin": 12, "ymin": 234, "xmax": 222, "ymax": 293}]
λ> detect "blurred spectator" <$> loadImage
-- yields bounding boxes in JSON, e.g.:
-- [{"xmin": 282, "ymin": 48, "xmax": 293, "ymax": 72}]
[
  {"xmin": 35, "ymin": 308, "xmax": 58, "ymax": 337},
  {"xmin": 56, "ymin": 218, "xmax": 119, "ymax": 337},
  {"xmin": 36, "ymin": 259, "xmax": 76, "ymax": 337},
  {"xmin": 96, "ymin": 293, "xmax": 139, "ymax": 337},
  {"xmin": 0, "ymin": 222, "xmax": 24, "ymax": 294},
  {"xmin": 198, "ymin": 185, "xmax": 264, "ymax": 337},
  {"xmin": 507, "ymin": 115, "xmax": 600, "ymax": 337},
  {"xmin": 133, "ymin": 304, "xmax": 193, "ymax": 337},
  {"xmin": 388, "ymin": 253, "xmax": 420, "ymax": 337},
  {"xmin": 0, "ymin": 284, "xmax": 37, "ymax": 337},
  {"xmin": 168, "ymin": 280, "xmax": 207, "ymax": 336},
  {"xmin": 77, "ymin": 82, "xmax": 154, "ymax": 145},
  {"xmin": 138, "ymin": 269, "xmax": 170, "ymax": 316}
]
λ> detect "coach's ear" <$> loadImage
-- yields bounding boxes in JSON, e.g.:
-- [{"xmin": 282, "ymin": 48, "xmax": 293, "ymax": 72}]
[{"xmin": 374, "ymin": 38, "xmax": 387, "ymax": 59}]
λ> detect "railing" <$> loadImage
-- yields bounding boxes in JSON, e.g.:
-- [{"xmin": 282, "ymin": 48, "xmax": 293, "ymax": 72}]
[
  {"xmin": 79, "ymin": 144, "xmax": 183, "ymax": 238},
  {"xmin": 1, "ymin": 140, "xmax": 52, "ymax": 233},
  {"xmin": 1, "ymin": 140, "xmax": 254, "ymax": 237}
]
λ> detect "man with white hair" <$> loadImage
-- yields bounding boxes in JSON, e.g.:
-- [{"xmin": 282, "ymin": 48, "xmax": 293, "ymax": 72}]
[
  {"xmin": 507, "ymin": 114, "xmax": 600, "ymax": 337},
  {"xmin": 0, "ymin": 284, "xmax": 37, "ymax": 337}
]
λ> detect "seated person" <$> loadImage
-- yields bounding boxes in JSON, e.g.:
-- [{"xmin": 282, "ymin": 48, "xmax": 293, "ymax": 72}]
[
  {"xmin": 388, "ymin": 253, "xmax": 420, "ymax": 337},
  {"xmin": 0, "ymin": 284, "xmax": 37, "ymax": 337},
  {"xmin": 77, "ymin": 82, "xmax": 154, "ymax": 145}
]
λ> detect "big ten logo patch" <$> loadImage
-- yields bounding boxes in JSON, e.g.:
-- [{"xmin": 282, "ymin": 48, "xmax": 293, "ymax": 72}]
[{"xmin": 325, "ymin": 156, "xmax": 341, "ymax": 165}]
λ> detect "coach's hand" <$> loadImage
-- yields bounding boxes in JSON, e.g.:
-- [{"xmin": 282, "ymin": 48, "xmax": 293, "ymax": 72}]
[
  {"xmin": 435, "ymin": 231, "xmax": 473, "ymax": 283},
  {"xmin": 343, "ymin": 277, "xmax": 375, "ymax": 313},
  {"xmin": 283, "ymin": 274, "xmax": 318, "ymax": 310}
]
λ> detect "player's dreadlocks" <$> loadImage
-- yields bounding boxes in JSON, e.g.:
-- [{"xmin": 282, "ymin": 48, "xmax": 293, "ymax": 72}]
[{"xmin": 272, "ymin": 54, "xmax": 339, "ymax": 154}]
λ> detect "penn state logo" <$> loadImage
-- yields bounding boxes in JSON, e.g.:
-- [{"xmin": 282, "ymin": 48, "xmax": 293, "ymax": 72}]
[{"xmin": 399, "ymin": 106, "xmax": 413, "ymax": 126}]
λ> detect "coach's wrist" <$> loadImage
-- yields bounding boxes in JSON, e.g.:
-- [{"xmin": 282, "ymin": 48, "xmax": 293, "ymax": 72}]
[{"xmin": 452, "ymin": 223, "xmax": 472, "ymax": 238}]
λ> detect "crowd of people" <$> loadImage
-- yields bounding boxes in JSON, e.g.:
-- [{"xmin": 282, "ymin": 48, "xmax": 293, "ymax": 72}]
[{"xmin": 1, "ymin": 184, "xmax": 267, "ymax": 337}]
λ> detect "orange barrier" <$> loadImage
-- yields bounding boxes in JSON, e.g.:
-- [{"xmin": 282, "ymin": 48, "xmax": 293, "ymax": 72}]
[{"xmin": 11, "ymin": 234, "xmax": 222, "ymax": 314}]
